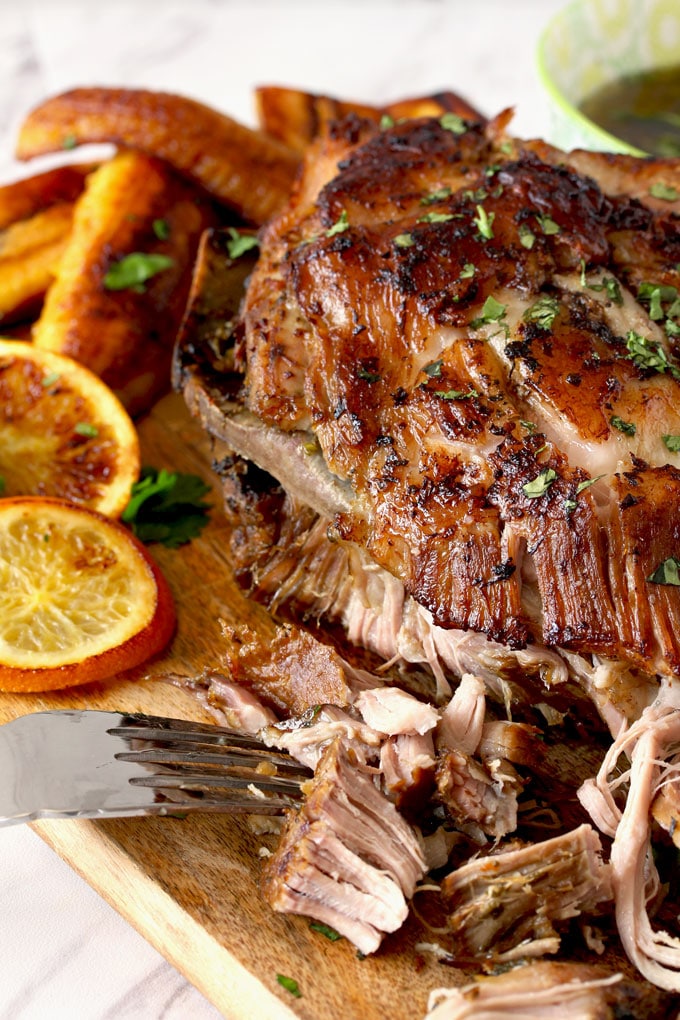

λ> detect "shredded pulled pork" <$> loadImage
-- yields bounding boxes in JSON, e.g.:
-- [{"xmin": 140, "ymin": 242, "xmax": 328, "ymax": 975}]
[
  {"xmin": 261, "ymin": 736, "xmax": 426, "ymax": 954},
  {"xmin": 578, "ymin": 678, "xmax": 680, "ymax": 992},
  {"xmin": 439, "ymin": 825, "xmax": 613, "ymax": 963},
  {"xmin": 425, "ymin": 962, "xmax": 626, "ymax": 1020}
]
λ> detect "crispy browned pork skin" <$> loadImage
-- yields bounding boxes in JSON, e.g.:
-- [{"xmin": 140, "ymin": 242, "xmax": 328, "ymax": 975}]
[{"xmin": 239, "ymin": 111, "xmax": 680, "ymax": 685}]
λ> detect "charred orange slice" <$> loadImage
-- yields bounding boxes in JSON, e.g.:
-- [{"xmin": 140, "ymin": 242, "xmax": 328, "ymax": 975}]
[
  {"xmin": 0, "ymin": 497, "xmax": 175, "ymax": 692},
  {"xmin": 0, "ymin": 338, "xmax": 139, "ymax": 517}
]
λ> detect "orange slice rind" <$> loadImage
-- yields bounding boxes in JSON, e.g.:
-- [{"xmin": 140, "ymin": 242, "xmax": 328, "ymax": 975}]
[{"xmin": 0, "ymin": 497, "xmax": 175, "ymax": 692}]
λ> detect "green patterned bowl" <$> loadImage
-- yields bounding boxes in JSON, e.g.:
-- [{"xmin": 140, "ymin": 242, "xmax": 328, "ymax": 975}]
[{"xmin": 537, "ymin": 0, "xmax": 680, "ymax": 153}]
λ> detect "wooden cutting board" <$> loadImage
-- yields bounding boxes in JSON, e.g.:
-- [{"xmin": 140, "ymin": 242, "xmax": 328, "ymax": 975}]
[{"xmin": 0, "ymin": 391, "xmax": 457, "ymax": 1020}]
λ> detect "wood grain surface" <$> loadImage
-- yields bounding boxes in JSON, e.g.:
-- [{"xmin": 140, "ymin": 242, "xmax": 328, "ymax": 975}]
[{"xmin": 0, "ymin": 392, "xmax": 457, "ymax": 1020}]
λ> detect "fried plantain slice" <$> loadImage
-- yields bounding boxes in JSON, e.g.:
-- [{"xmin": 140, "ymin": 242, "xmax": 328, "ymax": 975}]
[
  {"xmin": 16, "ymin": 87, "xmax": 300, "ymax": 225},
  {"xmin": 32, "ymin": 149, "xmax": 219, "ymax": 416},
  {"xmin": 0, "ymin": 202, "xmax": 74, "ymax": 323},
  {"xmin": 0, "ymin": 163, "xmax": 92, "ymax": 230},
  {"xmin": 254, "ymin": 86, "xmax": 485, "ymax": 154}
]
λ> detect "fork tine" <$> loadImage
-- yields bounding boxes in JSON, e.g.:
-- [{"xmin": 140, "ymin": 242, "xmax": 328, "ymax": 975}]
[
  {"xmin": 129, "ymin": 771, "xmax": 304, "ymax": 795},
  {"xmin": 115, "ymin": 745, "xmax": 306, "ymax": 774}
]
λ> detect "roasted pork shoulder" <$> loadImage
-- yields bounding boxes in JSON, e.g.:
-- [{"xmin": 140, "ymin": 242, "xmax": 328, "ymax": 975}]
[{"xmin": 178, "ymin": 107, "xmax": 680, "ymax": 1000}]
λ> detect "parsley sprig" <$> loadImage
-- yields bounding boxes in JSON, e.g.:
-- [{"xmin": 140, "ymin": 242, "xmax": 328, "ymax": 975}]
[{"xmin": 122, "ymin": 466, "xmax": 212, "ymax": 548}]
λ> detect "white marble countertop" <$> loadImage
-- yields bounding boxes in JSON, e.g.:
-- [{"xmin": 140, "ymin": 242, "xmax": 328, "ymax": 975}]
[{"xmin": 0, "ymin": 1, "xmax": 567, "ymax": 1017}]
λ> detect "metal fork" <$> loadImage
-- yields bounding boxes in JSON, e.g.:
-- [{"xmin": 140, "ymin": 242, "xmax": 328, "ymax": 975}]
[{"xmin": 0, "ymin": 710, "xmax": 310, "ymax": 826}]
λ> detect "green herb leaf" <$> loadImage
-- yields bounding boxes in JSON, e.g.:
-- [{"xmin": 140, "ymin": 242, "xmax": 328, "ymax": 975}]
[
  {"xmin": 471, "ymin": 294, "xmax": 507, "ymax": 328},
  {"xmin": 152, "ymin": 218, "xmax": 170, "ymax": 241},
  {"xmin": 435, "ymin": 387, "xmax": 479, "ymax": 400},
  {"xmin": 518, "ymin": 224, "xmax": 535, "ymax": 249},
  {"xmin": 523, "ymin": 294, "xmax": 561, "ymax": 330},
  {"xmin": 649, "ymin": 182, "xmax": 679, "ymax": 201},
  {"xmin": 103, "ymin": 252, "xmax": 174, "ymax": 292},
  {"xmin": 418, "ymin": 210, "xmax": 454, "ymax": 223},
  {"xmin": 587, "ymin": 276, "xmax": 623, "ymax": 305},
  {"xmin": 535, "ymin": 214, "xmax": 560, "ymax": 235},
  {"xmin": 422, "ymin": 359, "xmax": 443, "ymax": 378},
  {"xmin": 459, "ymin": 262, "xmax": 476, "ymax": 279},
  {"xmin": 62, "ymin": 134, "xmax": 77, "ymax": 150},
  {"xmin": 74, "ymin": 422, "xmax": 99, "ymax": 438},
  {"xmin": 610, "ymin": 415, "xmax": 636, "ymax": 436},
  {"xmin": 276, "ymin": 974, "xmax": 302, "ymax": 998},
  {"xmin": 625, "ymin": 330, "xmax": 679, "ymax": 377},
  {"xmin": 420, "ymin": 186, "xmax": 452, "ymax": 206},
  {"xmin": 379, "ymin": 114, "xmax": 394, "ymax": 129},
  {"xmin": 394, "ymin": 233, "xmax": 414, "ymax": 248},
  {"xmin": 473, "ymin": 204, "xmax": 494, "ymax": 240},
  {"xmin": 356, "ymin": 365, "xmax": 381, "ymax": 383},
  {"xmin": 648, "ymin": 556, "xmax": 680, "ymax": 585},
  {"xmin": 225, "ymin": 227, "xmax": 260, "ymax": 259},
  {"xmin": 439, "ymin": 112, "xmax": 467, "ymax": 135},
  {"xmin": 663, "ymin": 434, "xmax": 680, "ymax": 452},
  {"xmin": 637, "ymin": 282, "xmax": 678, "ymax": 320},
  {"xmin": 500, "ymin": 140, "xmax": 513, "ymax": 154},
  {"xmin": 41, "ymin": 371, "xmax": 61, "ymax": 388},
  {"xmin": 309, "ymin": 922, "xmax": 343, "ymax": 942},
  {"xmin": 522, "ymin": 467, "xmax": 557, "ymax": 499},
  {"xmin": 326, "ymin": 210, "xmax": 349, "ymax": 237},
  {"xmin": 576, "ymin": 474, "xmax": 604, "ymax": 494},
  {"xmin": 519, "ymin": 419, "xmax": 536, "ymax": 431},
  {"xmin": 564, "ymin": 498, "xmax": 578, "ymax": 512},
  {"xmin": 122, "ymin": 466, "xmax": 212, "ymax": 548}
]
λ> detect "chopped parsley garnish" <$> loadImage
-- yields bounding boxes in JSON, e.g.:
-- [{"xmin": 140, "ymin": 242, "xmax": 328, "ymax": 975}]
[
  {"xmin": 518, "ymin": 224, "xmax": 536, "ymax": 249},
  {"xmin": 648, "ymin": 556, "xmax": 680, "ymax": 585},
  {"xmin": 610, "ymin": 415, "xmax": 636, "ymax": 436},
  {"xmin": 519, "ymin": 419, "xmax": 536, "ymax": 431},
  {"xmin": 41, "ymin": 371, "xmax": 61, "ymax": 388},
  {"xmin": 379, "ymin": 113, "xmax": 394, "ymax": 129},
  {"xmin": 663, "ymin": 434, "xmax": 680, "ymax": 452},
  {"xmin": 152, "ymin": 218, "xmax": 170, "ymax": 241},
  {"xmin": 522, "ymin": 467, "xmax": 557, "ymax": 499},
  {"xmin": 470, "ymin": 294, "xmax": 507, "ymax": 329},
  {"xmin": 326, "ymin": 210, "xmax": 349, "ymax": 237},
  {"xmin": 422, "ymin": 359, "xmax": 443, "ymax": 378},
  {"xmin": 625, "ymin": 330, "xmax": 680, "ymax": 377},
  {"xmin": 435, "ymin": 387, "xmax": 479, "ymax": 400},
  {"xmin": 356, "ymin": 365, "xmax": 381, "ymax": 383},
  {"xmin": 62, "ymin": 134, "xmax": 77, "ymax": 150},
  {"xmin": 636, "ymin": 283, "xmax": 676, "ymax": 318},
  {"xmin": 439, "ymin": 112, "xmax": 468, "ymax": 135},
  {"xmin": 576, "ymin": 475, "xmax": 604, "ymax": 493},
  {"xmin": 103, "ymin": 252, "xmax": 174, "ymax": 292},
  {"xmin": 74, "ymin": 422, "xmax": 98, "ymax": 438},
  {"xmin": 523, "ymin": 294, "xmax": 561, "ymax": 330},
  {"xmin": 394, "ymin": 232, "xmax": 414, "ymax": 248},
  {"xmin": 459, "ymin": 262, "xmax": 476, "ymax": 279},
  {"xmin": 418, "ymin": 210, "xmax": 454, "ymax": 223},
  {"xmin": 225, "ymin": 227, "xmax": 260, "ymax": 259},
  {"xmin": 276, "ymin": 974, "xmax": 302, "ymax": 998},
  {"xmin": 122, "ymin": 466, "xmax": 212, "ymax": 548},
  {"xmin": 499, "ymin": 140, "xmax": 514, "ymax": 154},
  {"xmin": 309, "ymin": 922, "xmax": 343, "ymax": 941},
  {"xmin": 535, "ymin": 214, "xmax": 560, "ymax": 235},
  {"xmin": 581, "ymin": 273, "xmax": 624, "ymax": 305},
  {"xmin": 649, "ymin": 182, "xmax": 679, "ymax": 201},
  {"xmin": 420, "ymin": 186, "xmax": 452, "ymax": 205},
  {"xmin": 473, "ymin": 204, "xmax": 494, "ymax": 240}
]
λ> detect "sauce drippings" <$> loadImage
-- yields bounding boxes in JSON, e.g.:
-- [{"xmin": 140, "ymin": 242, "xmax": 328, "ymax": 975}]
[{"xmin": 580, "ymin": 65, "xmax": 680, "ymax": 156}]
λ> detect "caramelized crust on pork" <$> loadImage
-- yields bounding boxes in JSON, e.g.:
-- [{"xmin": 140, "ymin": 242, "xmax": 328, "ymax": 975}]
[{"xmin": 241, "ymin": 114, "xmax": 680, "ymax": 680}]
